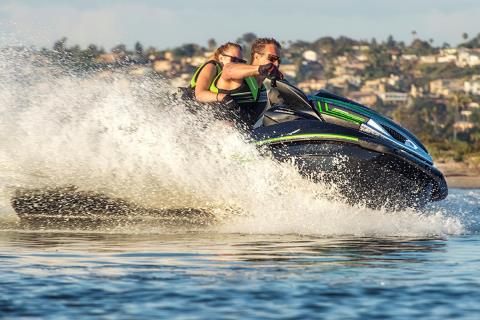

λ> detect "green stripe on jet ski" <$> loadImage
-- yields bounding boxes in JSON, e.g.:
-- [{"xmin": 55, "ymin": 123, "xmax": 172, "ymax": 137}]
[
  {"xmin": 256, "ymin": 134, "xmax": 359, "ymax": 145},
  {"xmin": 317, "ymin": 101, "xmax": 365, "ymax": 124},
  {"xmin": 317, "ymin": 97, "xmax": 376, "ymax": 119}
]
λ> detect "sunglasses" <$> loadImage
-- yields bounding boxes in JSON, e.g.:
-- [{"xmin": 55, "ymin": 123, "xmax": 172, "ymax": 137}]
[
  {"xmin": 221, "ymin": 53, "xmax": 247, "ymax": 64},
  {"xmin": 267, "ymin": 54, "xmax": 281, "ymax": 64}
]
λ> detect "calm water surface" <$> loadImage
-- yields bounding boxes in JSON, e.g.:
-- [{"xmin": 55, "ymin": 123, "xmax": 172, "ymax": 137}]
[{"xmin": 0, "ymin": 189, "xmax": 479, "ymax": 319}]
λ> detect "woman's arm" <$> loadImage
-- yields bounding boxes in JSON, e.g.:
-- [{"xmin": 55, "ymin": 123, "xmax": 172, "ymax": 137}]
[{"xmin": 194, "ymin": 64, "xmax": 226, "ymax": 102}]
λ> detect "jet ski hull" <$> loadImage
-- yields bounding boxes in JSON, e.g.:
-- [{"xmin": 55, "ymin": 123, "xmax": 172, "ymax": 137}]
[{"xmin": 253, "ymin": 121, "xmax": 447, "ymax": 209}]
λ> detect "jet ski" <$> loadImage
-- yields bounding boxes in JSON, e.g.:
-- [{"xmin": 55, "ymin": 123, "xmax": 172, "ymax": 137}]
[
  {"xmin": 10, "ymin": 79, "xmax": 447, "ymax": 221},
  {"xmin": 251, "ymin": 79, "xmax": 448, "ymax": 209}
]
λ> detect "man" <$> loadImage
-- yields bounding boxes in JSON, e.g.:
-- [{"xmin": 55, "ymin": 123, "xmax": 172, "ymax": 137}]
[{"xmin": 211, "ymin": 37, "xmax": 283, "ymax": 128}]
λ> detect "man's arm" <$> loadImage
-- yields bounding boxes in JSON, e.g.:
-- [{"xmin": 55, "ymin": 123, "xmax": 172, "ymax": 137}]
[
  {"xmin": 222, "ymin": 63, "xmax": 260, "ymax": 81},
  {"xmin": 222, "ymin": 63, "xmax": 281, "ymax": 81}
]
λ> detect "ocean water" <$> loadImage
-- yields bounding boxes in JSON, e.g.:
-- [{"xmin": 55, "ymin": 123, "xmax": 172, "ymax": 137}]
[
  {"xmin": 0, "ymin": 189, "xmax": 479, "ymax": 319},
  {"xmin": 0, "ymin": 41, "xmax": 479, "ymax": 319}
]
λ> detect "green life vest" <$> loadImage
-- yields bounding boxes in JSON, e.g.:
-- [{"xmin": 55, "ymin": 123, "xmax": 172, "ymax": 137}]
[{"xmin": 189, "ymin": 60, "xmax": 222, "ymax": 93}]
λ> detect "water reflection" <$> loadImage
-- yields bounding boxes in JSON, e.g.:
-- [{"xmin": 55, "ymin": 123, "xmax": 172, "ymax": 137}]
[{"xmin": 0, "ymin": 229, "xmax": 446, "ymax": 275}]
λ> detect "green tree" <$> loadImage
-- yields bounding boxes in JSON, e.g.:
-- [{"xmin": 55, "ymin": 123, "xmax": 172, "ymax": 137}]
[
  {"xmin": 408, "ymin": 39, "xmax": 436, "ymax": 55},
  {"xmin": 134, "ymin": 41, "xmax": 144, "ymax": 56},
  {"xmin": 207, "ymin": 38, "xmax": 217, "ymax": 51},
  {"xmin": 393, "ymin": 98, "xmax": 453, "ymax": 143},
  {"xmin": 111, "ymin": 44, "xmax": 128, "ymax": 55},
  {"xmin": 334, "ymin": 36, "xmax": 357, "ymax": 53},
  {"xmin": 53, "ymin": 37, "xmax": 67, "ymax": 54},
  {"xmin": 237, "ymin": 32, "xmax": 257, "ymax": 46},
  {"xmin": 386, "ymin": 35, "xmax": 396, "ymax": 49},
  {"xmin": 173, "ymin": 43, "xmax": 203, "ymax": 58},
  {"xmin": 145, "ymin": 46, "xmax": 159, "ymax": 59},
  {"xmin": 87, "ymin": 44, "xmax": 103, "ymax": 57}
]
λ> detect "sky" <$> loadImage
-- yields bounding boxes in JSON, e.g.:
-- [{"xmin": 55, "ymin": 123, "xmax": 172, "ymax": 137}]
[{"xmin": 0, "ymin": 0, "xmax": 479, "ymax": 50}]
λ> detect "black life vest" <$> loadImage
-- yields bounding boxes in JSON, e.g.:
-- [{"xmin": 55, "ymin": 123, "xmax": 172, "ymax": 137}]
[{"xmin": 213, "ymin": 76, "xmax": 268, "ymax": 126}]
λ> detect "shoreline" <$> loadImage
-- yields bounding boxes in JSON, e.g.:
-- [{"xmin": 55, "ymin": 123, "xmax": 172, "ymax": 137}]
[
  {"xmin": 445, "ymin": 176, "xmax": 480, "ymax": 189},
  {"xmin": 436, "ymin": 162, "xmax": 480, "ymax": 189}
]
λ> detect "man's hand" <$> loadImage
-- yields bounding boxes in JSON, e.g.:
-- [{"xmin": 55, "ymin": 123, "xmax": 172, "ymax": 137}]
[
  {"xmin": 258, "ymin": 63, "xmax": 275, "ymax": 76},
  {"xmin": 258, "ymin": 63, "xmax": 284, "ymax": 80}
]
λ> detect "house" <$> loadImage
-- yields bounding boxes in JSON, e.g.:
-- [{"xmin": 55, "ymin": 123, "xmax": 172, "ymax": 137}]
[
  {"xmin": 297, "ymin": 79, "xmax": 327, "ymax": 93},
  {"xmin": 152, "ymin": 59, "xmax": 173, "ymax": 73},
  {"xmin": 342, "ymin": 75, "xmax": 362, "ymax": 87},
  {"xmin": 354, "ymin": 53, "xmax": 369, "ymax": 62},
  {"xmin": 280, "ymin": 64, "xmax": 298, "ymax": 78},
  {"xmin": 388, "ymin": 49, "xmax": 401, "ymax": 61},
  {"xmin": 204, "ymin": 51, "xmax": 214, "ymax": 58},
  {"xmin": 302, "ymin": 50, "xmax": 318, "ymax": 62},
  {"xmin": 454, "ymin": 121, "xmax": 475, "ymax": 132},
  {"xmin": 386, "ymin": 74, "xmax": 400, "ymax": 87},
  {"xmin": 410, "ymin": 84, "xmax": 424, "ymax": 97},
  {"xmin": 457, "ymin": 48, "xmax": 480, "ymax": 67},
  {"xmin": 419, "ymin": 55, "xmax": 437, "ymax": 64},
  {"xmin": 190, "ymin": 55, "xmax": 208, "ymax": 66},
  {"xmin": 334, "ymin": 55, "xmax": 349, "ymax": 64},
  {"xmin": 378, "ymin": 92, "xmax": 409, "ymax": 103},
  {"xmin": 437, "ymin": 54, "xmax": 457, "ymax": 64},
  {"xmin": 348, "ymin": 62, "xmax": 367, "ymax": 71},
  {"xmin": 334, "ymin": 62, "xmax": 366, "ymax": 77},
  {"xmin": 468, "ymin": 102, "xmax": 480, "ymax": 109},
  {"xmin": 95, "ymin": 53, "xmax": 121, "ymax": 63},
  {"xmin": 352, "ymin": 45, "xmax": 370, "ymax": 52},
  {"xmin": 430, "ymin": 79, "xmax": 464, "ymax": 96},
  {"xmin": 401, "ymin": 54, "xmax": 418, "ymax": 61},
  {"xmin": 327, "ymin": 75, "xmax": 350, "ymax": 88},
  {"xmin": 360, "ymin": 75, "xmax": 404, "ymax": 95},
  {"xmin": 348, "ymin": 91, "xmax": 378, "ymax": 106},
  {"xmin": 164, "ymin": 51, "xmax": 174, "ymax": 61},
  {"xmin": 464, "ymin": 76, "xmax": 480, "ymax": 95},
  {"xmin": 461, "ymin": 110, "xmax": 473, "ymax": 118},
  {"xmin": 440, "ymin": 48, "xmax": 458, "ymax": 55},
  {"xmin": 361, "ymin": 79, "xmax": 386, "ymax": 94}
]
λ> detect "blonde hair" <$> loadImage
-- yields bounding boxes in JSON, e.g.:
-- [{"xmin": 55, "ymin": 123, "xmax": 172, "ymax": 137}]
[{"xmin": 213, "ymin": 42, "xmax": 242, "ymax": 61}]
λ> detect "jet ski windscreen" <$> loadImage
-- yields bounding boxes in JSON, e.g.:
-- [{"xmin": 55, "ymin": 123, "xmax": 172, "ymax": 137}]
[{"xmin": 275, "ymin": 80, "xmax": 312, "ymax": 112}]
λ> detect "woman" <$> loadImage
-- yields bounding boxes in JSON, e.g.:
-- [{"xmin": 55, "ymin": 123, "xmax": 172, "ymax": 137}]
[{"xmin": 190, "ymin": 42, "xmax": 245, "ymax": 103}]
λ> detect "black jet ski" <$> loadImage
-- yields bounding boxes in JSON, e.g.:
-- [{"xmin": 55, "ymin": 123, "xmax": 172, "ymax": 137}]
[
  {"xmin": 10, "ymin": 79, "xmax": 447, "ymax": 222},
  {"xmin": 251, "ymin": 79, "xmax": 447, "ymax": 209}
]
